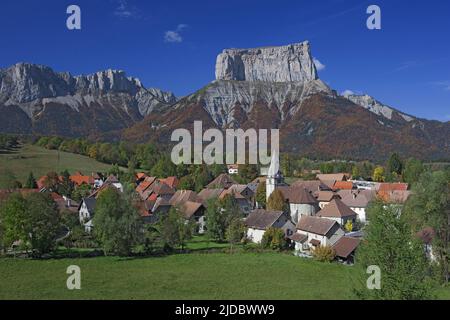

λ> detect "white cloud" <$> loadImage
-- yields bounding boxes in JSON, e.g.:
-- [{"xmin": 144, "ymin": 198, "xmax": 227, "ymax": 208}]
[
  {"xmin": 114, "ymin": 0, "xmax": 139, "ymax": 19},
  {"xmin": 431, "ymin": 81, "xmax": 450, "ymax": 91},
  {"xmin": 313, "ymin": 58, "xmax": 326, "ymax": 71},
  {"xmin": 341, "ymin": 90, "xmax": 355, "ymax": 97},
  {"xmin": 164, "ymin": 24, "xmax": 188, "ymax": 43}
]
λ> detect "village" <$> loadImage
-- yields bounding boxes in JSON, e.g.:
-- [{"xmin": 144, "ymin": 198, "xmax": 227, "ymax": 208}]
[{"xmin": 0, "ymin": 150, "xmax": 417, "ymax": 265}]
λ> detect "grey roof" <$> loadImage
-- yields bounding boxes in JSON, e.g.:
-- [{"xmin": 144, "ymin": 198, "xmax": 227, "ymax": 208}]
[
  {"xmin": 337, "ymin": 190, "xmax": 376, "ymax": 208},
  {"xmin": 81, "ymin": 197, "xmax": 96, "ymax": 213},
  {"xmin": 245, "ymin": 209, "xmax": 285, "ymax": 230}
]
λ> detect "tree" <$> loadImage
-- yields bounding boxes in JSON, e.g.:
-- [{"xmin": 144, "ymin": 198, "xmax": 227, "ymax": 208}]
[
  {"xmin": 205, "ymin": 198, "xmax": 226, "ymax": 242},
  {"xmin": 220, "ymin": 194, "xmax": 243, "ymax": 226},
  {"xmin": 355, "ymin": 201, "xmax": 433, "ymax": 300},
  {"xmin": 402, "ymin": 158, "xmax": 424, "ymax": 185},
  {"xmin": 43, "ymin": 171, "xmax": 60, "ymax": 192},
  {"xmin": 312, "ymin": 245, "xmax": 335, "ymax": 262},
  {"xmin": 255, "ymin": 181, "xmax": 266, "ymax": 209},
  {"xmin": 372, "ymin": 166, "xmax": 385, "ymax": 182},
  {"xmin": 24, "ymin": 172, "xmax": 37, "ymax": 189},
  {"xmin": 0, "ymin": 192, "xmax": 61, "ymax": 256},
  {"xmin": 267, "ymin": 189, "xmax": 288, "ymax": 212},
  {"xmin": 404, "ymin": 170, "xmax": 450, "ymax": 283},
  {"xmin": 352, "ymin": 165, "xmax": 361, "ymax": 179},
  {"xmin": 159, "ymin": 207, "xmax": 194, "ymax": 251},
  {"xmin": 387, "ymin": 153, "xmax": 403, "ymax": 176},
  {"xmin": 225, "ymin": 218, "xmax": 246, "ymax": 253},
  {"xmin": 26, "ymin": 193, "xmax": 61, "ymax": 256},
  {"xmin": 71, "ymin": 183, "xmax": 92, "ymax": 202},
  {"xmin": 0, "ymin": 193, "xmax": 28, "ymax": 250},
  {"xmin": 239, "ymin": 164, "xmax": 259, "ymax": 183},
  {"xmin": 93, "ymin": 188, "xmax": 143, "ymax": 256},
  {"xmin": 261, "ymin": 227, "xmax": 286, "ymax": 251},
  {"xmin": 58, "ymin": 170, "xmax": 74, "ymax": 197}
]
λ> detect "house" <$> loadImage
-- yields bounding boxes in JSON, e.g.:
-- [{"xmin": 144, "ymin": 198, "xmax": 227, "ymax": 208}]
[
  {"xmin": 170, "ymin": 190, "xmax": 206, "ymax": 233},
  {"xmin": 198, "ymin": 188, "xmax": 224, "ymax": 204},
  {"xmin": 206, "ymin": 173, "xmax": 238, "ymax": 189},
  {"xmin": 291, "ymin": 180, "xmax": 331, "ymax": 193},
  {"xmin": 227, "ymin": 164, "xmax": 239, "ymax": 175},
  {"xmin": 377, "ymin": 190, "xmax": 411, "ymax": 204},
  {"xmin": 51, "ymin": 193, "xmax": 79, "ymax": 214},
  {"xmin": 316, "ymin": 173, "xmax": 349, "ymax": 182},
  {"xmin": 332, "ymin": 236, "xmax": 361, "ymax": 264},
  {"xmin": 333, "ymin": 181, "xmax": 354, "ymax": 191},
  {"xmin": 337, "ymin": 189, "xmax": 376, "ymax": 223},
  {"xmin": 78, "ymin": 198, "xmax": 97, "ymax": 232},
  {"xmin": 316, "ymin": 198, "xmax": 357, "ymax": 227},
  {"xmin": 104, "ymin": 175, "xmax": 123, "ymax": 192},
  {"xmin": 160, "ymin": 176, "xmax": 180, "ymax": 189},
  {"xmin": 316, "ymin": 191, "xmax": 340, "ymax": 209},
  {"xmin": 245, "ymin": 209, "xmax": 295, "ymax": 244},
  {"xmin": 219, "ymin": 184, "xmax": 255, "ymax": 215},
  {"xmin": 277, "ymin": 186, "xmax": 318, "ymax": 224},
  {"xmin": 69, "ymin": 172, "xmax": 95, "ymax": 187},
  {"xmin": 291, "ymin": 215, "xmax": 344, "ymax": 255}
]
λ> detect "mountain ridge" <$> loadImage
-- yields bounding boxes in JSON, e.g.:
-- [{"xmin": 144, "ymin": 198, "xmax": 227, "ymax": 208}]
[{"xmin": 1, "ymin": 41, "xmax": 449, "ymax": 161}]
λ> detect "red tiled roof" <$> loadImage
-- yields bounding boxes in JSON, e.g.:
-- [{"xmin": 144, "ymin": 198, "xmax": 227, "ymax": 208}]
[
  {"xmin": 160, "ymin": 176, "xmax": 179, "ymax": 189},
  {"xmin": 378, "ymin": 183, "xmax": 408, "ymax": 192},
  {"xmin": 70, "ymin": 175, "xmax": 94, "ymax": 186},
  {"xmin": 333, "ymin": 181, "xmax": 354, "ymax": 190}
]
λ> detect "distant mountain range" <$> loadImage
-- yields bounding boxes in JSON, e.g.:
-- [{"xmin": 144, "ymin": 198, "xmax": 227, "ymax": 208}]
[{"xmin": 1, "ymin": 41, "xmax": 449, "ymax": 161}]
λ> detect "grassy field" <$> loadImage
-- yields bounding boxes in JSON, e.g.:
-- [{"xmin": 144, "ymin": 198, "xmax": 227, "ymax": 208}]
[
  {"xmin": 0, "ymin": 252, "xmax": 361, "ymax": 300},
  {"xmin": 1, "ymin": 235, "xmax": 449, "ymax": 300},
  {"xmin": 0, "ymin": 144, "xmax": 119, "ymax": 183}
]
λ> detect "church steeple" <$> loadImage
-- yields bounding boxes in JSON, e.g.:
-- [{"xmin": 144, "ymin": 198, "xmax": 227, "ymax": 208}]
[{"xmin": 266, "ymin": 149, "xmax": 283, "ymax": 201}]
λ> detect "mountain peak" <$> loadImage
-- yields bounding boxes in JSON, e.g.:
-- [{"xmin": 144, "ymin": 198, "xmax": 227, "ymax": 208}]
[{"xmin": 215, "ymin": 41, "xmax": 318, "ymax": 82}]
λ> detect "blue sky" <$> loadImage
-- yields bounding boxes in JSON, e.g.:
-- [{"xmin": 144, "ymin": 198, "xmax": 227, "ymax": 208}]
[{"xmin": 0, "ymin": 0, "xmax": 449, "ymax": 121}]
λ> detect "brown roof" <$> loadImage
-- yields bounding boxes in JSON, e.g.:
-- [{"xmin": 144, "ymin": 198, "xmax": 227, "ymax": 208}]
[
  {"xmin": 198, "ymin": 188, "xmax": 224, "ymax": 202},
  {"xmin": 150, "ymin": 181, "xmax": 176, "ymax": 196},
  {"xmin": 245, "ymin": 209, "xmax": 285, "ymax": 230},
  {"xmin": 338, "ymin": 190, "xmax": 376, "ymax": 208},
  {"xmin": 316, "ymin": 191, "xmax": 339, "ymax": 202},
  {"xmin": 317, "ymin": 173, "xmax": 348, "ymax": 182},
  {"xmin": 278, "ymin": 186, "xmax": 317, "ymax": 204},
  {"xmin": 332, "ymin": 236, "xmax": 361, "ymax": 258},
  {"xmin": 310, "ymin": 239, "xmax": 321, "ymax": 246},
  {"xmin": 219, "ymin": 184, "xmax": 253, "ymax": 200},
  {"xmin": 179, "ymin": 201, "xmax": 204, "ymax": 219},
  {"xmin": 317, "ymin": 199, "xmax": 357, "ymax": 218},
  {"xmin": 160, "ymin": 176, "xmax": 179, "ymax": 189},
  {"xmin": 291, "ymin": 180, "xmax": 331, "ymax": 192},
  {"xmin": 170, "ymin": 190, "xmax": 202, "ymax": 206},
  {"xmin": 289, "ymin": 232, "xmax": 308, "ymax": 243},
  {"xmin": 297, "ymin": 215, "xmax": 338, "ymax": 236},
  {"xmin": 207, "ymin": 173, "xmax": 237, "ymax": 189},
  {"xmin": 70, "ymin": 175, "xmax": 94, "ymax": 186}
]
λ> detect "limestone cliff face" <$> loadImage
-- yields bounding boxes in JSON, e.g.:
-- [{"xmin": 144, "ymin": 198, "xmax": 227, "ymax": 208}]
[
  {"xmin": 215, "ymin": 41, "xmax": 318, "ymax": 82},
  {"xmin": 0, "ymin": 63, "xmax": 177, "ymax": 136}
]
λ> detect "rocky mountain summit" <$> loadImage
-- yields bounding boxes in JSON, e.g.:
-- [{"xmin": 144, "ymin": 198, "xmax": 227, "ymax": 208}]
[
  {"xmin": 1, "ymin": 42, "xmax": 449, "ymax": 161},
  {"xmin": 215, "ymin": 41, "xmax": 318, "ymax": 82},
  {"xmin": 0, "ymin": 63, "xmax": 176, "ymax": 135}
]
